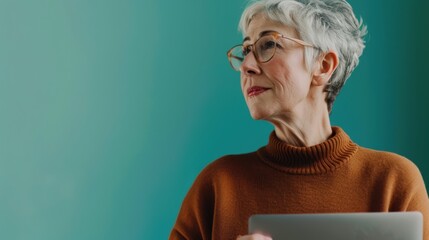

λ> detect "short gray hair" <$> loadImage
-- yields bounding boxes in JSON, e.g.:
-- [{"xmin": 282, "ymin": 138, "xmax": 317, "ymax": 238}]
[{"xmin": 239, "ymin": 0, "xmax": 367, "ymax": 112}]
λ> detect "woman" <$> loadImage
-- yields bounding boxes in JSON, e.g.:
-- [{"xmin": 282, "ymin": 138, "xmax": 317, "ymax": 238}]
[{"xmin": 170, "ymin": 0, "xmax": 429, "ymax": 239}]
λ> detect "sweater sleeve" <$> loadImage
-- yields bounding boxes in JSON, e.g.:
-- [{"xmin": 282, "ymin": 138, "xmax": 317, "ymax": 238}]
[
  {"xmin": 387, "ymin": 154, "xmax": 429, "ymax": 240},
  {"xmin": 403, "ymin": 164, "xmax": 429, "ymax": 240},
  {"xmin": 169, "ymin": 167, "xmax": 216, "ymax": 240}
]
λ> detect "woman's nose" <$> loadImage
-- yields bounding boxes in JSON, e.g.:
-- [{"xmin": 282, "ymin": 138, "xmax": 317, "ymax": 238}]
[{"xmin": 240, "ymin": 52, "xmax": 261, "ymax": 75}]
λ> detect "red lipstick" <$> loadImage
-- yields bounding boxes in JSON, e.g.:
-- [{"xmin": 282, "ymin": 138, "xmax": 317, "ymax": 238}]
[{"xmin": 247, "ymin": 86, "xmax": 269, "ymax": 97}]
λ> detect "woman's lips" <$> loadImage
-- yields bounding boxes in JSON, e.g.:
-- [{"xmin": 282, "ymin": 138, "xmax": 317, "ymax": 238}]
[{"xmin": 247, "ymin": 86, "xmax": 270, "ymax": 97}]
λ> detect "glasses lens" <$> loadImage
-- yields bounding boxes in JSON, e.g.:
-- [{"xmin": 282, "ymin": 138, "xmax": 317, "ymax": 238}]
[
  {"xmin": 255, "ymin": 35, "xmax": 276, "ymax": 63},
  {"xmin": 228, "ymin": 46, "xmax": 245, "ymax": 71}
]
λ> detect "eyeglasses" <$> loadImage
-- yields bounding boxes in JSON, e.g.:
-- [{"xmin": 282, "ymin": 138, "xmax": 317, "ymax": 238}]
[{"xmin": 226, "ymin": 32, "xmax": 318, "ymax": 71}]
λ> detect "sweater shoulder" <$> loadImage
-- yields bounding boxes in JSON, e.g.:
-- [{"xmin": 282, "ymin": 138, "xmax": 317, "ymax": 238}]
[
  {"xmin": 197, "ymin": 151, "xmax": 259, "ymax": 180},
  {"xmin": 355, "ymin": 146, "xmax": 422, "ymax": 178}
]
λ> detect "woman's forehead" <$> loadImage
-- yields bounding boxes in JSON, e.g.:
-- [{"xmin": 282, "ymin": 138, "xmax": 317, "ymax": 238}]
[{"xmin": 243, "ymin": 13, "xmax": 297, "ymax": 42}]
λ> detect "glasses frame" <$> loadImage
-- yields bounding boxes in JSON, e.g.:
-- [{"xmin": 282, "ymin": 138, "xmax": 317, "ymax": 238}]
[{"xmin": 226, "ymin": 32, "xmax": 319, "ymax": 71}]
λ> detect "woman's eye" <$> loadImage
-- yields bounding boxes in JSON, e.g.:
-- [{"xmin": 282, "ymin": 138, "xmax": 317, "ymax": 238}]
[{"xmin": 260, "ymin": 40, "xmax": 276, "ymax": 50}]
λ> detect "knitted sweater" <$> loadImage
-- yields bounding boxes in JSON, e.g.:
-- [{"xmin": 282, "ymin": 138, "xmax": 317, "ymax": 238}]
[{"xmin": 170, "ymin": 127, "xmax": 429, "ymax": 240}]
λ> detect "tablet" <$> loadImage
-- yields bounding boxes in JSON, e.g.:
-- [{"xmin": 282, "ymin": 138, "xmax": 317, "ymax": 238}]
[{"xmin": 249, "ymin": 212, "xmax": 423, "ymax": 240}]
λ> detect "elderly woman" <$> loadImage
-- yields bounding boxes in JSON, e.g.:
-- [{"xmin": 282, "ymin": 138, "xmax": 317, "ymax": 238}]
[{"xmin": 170, "ymin": 0, "xmax": 429, "ymax": 239}]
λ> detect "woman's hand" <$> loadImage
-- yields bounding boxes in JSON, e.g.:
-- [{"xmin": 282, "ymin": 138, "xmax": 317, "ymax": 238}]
[{"xmin": 236, "ymin": 233, "xmax": 272, "ymax": 240}]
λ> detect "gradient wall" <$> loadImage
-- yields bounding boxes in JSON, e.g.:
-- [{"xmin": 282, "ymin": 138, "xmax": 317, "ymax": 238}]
[{"xmin": 0, "ymin": 0, "xmax": 428, "ymax": 239}]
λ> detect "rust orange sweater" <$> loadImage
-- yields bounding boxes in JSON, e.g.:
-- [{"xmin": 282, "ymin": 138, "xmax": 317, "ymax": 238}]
[{"xmin": 170, "ymin": 127, "xmax": 429, "ymax": 240}]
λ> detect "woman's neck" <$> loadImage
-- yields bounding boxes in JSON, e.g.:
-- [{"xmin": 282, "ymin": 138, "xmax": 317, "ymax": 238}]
[{"xmin": 268, "ymin": 105, "xmax": 332, "ymax": 147}]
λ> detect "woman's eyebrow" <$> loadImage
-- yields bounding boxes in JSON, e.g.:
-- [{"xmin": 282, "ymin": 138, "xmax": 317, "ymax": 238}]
[
  {"xmin": 242, "ymin": 30, "xmax": 278, "ymax": 43},
  {"xmin": 242, "ymin": 36, "xmax": 251, "ymax": 43}
]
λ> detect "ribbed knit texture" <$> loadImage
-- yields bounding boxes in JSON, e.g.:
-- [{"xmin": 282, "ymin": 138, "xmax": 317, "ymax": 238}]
[
  {"xmin": 259, "ymin": 127, "xmax": 357, "ymax": 174},
  {"xmin": 170, "ymin": 127, "xmax": 429, "ymax": 240}
]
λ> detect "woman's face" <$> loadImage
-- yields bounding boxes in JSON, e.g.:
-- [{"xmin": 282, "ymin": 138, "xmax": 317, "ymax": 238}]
[{"xmin": 240, "ymin": 14, "xmax": 315, "ymax": 120}]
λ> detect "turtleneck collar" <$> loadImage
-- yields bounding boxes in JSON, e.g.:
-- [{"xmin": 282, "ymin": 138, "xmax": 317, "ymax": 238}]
[{"xmin": 257, "ymin": 127, "xmax": 358, "ymax": 174}]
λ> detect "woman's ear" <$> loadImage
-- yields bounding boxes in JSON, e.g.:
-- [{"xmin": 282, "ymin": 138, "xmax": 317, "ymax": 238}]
[{"xmin": 312, "ymin": 50, "xmax": 339, "ymax": 86}]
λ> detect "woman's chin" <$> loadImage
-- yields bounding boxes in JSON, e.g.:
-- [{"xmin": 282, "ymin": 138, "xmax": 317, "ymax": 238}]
[{"xmin": 249, "ymin": 109, "xmax": 270, "ymax": 120}]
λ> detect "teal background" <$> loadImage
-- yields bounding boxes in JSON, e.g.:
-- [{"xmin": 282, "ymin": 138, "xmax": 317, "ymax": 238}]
[{"xmin": 0, "ymin": 0, "xmax": 428, "ymax": 239}]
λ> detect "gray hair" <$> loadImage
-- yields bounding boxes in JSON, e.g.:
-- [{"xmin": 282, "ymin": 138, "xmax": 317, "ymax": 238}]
[{"xmin": 239, "ymin": 0, "xmax": 367, "ymax": 112}]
